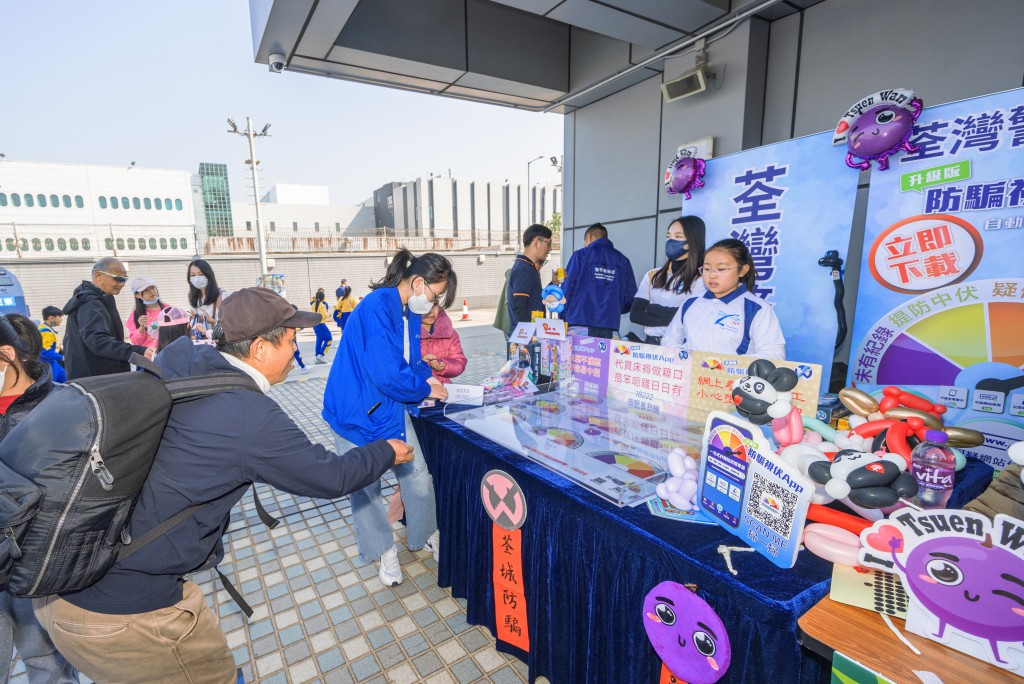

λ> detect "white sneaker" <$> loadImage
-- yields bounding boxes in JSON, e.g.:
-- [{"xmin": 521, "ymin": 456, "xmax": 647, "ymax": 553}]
[
  {"xmin": 423, "ymin": 530, "xmax": 440, "ymax": 563},
  {"xmin": 315, "ymin": 355, "xmax": 327, "ymax": 364},
  {"xmin": 378, "ymin": 545, "xmax": 402, "ymax": 587}
]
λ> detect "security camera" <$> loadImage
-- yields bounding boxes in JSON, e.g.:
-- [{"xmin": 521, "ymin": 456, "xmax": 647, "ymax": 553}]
[{"xmin": 268, "ymin": 54, "xmax": 286, "ymax": 73}]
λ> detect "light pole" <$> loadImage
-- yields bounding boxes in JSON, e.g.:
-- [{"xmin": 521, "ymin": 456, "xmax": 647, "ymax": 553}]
[
  {"xmin": 526, "ymin": 155, "xmax": 544, "ymax": 226},
  {"xmin": 227, "ymin": 117, "xmax": 272, "ymax": 277}
]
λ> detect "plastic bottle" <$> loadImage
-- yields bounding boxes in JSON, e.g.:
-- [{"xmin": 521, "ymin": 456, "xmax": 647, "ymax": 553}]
[{"xmin": 910, "ymin": 429, "xmax": 956, "ymax": 509}]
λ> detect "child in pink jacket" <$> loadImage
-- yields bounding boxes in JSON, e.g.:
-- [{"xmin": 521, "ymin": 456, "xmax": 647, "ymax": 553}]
[{"xmin": 420, "ymin": 306, "xmax": 467, "ymax": 385}]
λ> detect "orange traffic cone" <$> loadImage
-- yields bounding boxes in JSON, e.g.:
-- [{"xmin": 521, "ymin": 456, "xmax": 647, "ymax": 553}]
[{"xmin": 460, "ymin": 299, "xmax": 471, "ymax": 321}]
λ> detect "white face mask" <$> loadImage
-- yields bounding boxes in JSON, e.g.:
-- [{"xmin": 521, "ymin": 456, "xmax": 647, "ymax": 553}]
[
  {"xmin": 0, "ymin": 364, "xmax": 7, "ymax": 391},
  {"xmin": 190, "ymin": 275, "xmax": 208, "ymax": 290},
  {"xmin": 408, "ymin": 279, "xmax": 435, "ymax": 315}
]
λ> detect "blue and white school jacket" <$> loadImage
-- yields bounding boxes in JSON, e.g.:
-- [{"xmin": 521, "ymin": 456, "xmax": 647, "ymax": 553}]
[{"xmin": 660, "ymin": 285, "xmax": 786, "ymax": 360}]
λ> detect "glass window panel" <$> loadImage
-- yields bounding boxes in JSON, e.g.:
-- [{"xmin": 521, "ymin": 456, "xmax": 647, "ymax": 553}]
[
  {"xmin": 75, "ymin": 196, "xmax": 84, "ymax": 208},
  {"xmin": 24, "ymin": 194, "xmax": 34, "ymax": 207},
  {"xmin": 99, "ymin": 196, "xmax": 108, "ymax": 209}
]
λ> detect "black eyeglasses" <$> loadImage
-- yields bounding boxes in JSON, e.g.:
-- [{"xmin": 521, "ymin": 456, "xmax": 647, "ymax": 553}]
[
  {"xmin": 423, "ymin": 280, "xmax": 444, "ymax": 305},
  {"xmin": 96, "ymin": 270, "xmax": 128, "ymax": 283}
]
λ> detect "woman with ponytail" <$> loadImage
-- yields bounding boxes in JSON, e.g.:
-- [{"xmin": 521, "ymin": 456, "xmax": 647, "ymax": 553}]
[
  {"xmin": 322, "ymin": 250, "xmax": 456, "ymax": 588},
  {"xmin": 0, "ymin": 315, "xmax": 79, "ymax": 683}
]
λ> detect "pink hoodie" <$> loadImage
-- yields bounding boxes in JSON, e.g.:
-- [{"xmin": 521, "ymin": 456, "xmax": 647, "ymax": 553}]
[
  {"xmin": 125, "ymin": 307, "xmax": 162, "ymax": 349},
  {"xmin": 420, "ymin": 309, "xmax": 467, "ymax": 385}
]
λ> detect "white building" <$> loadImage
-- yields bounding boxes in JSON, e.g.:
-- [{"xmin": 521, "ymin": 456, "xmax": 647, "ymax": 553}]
[
  {"xmin": 382, "ymin": 175, "xmax": 561, "ymax": 247},
  {"xmin": 0, "ymin": 160, "xmax": 198, "ymax": 259}
]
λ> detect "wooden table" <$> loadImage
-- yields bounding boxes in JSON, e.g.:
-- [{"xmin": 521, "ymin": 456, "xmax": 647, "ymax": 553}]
[{"xmin": 798, "ymin": 595, "xmax": 1017, "ymax": 683}]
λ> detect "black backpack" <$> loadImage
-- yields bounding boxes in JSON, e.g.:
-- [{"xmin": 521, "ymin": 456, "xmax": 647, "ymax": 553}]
[{"xmin": 0, "ymin": 356, "xmax": 275, "ymax": 601}]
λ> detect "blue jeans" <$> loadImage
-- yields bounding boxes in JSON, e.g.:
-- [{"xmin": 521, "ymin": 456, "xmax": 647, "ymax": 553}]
[
  {"xmin": 0, "ymin": 592, "xmax": 78, "ymax": 684},
  {"xmin": 333, "ymin": 413, "xmax": 438, "ymax": 563}
]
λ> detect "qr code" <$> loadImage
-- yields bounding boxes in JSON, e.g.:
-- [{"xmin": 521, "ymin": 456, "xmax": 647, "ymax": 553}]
[{"xmin": 746, "ymin": 473, "xmax": 797, "ymax": 536}]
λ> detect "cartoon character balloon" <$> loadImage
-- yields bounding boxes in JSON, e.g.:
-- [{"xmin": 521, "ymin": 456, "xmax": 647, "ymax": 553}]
[
  {"xmin": 643, "ymin": 581, "xmax": 731, "ymax": 684},
  {"xmin": 541, "ymin": 284, "xmax": 566, "ymax": 316},
  {"xmin": 664, "ymin": 154, "xmax": 707, "ymax": 200},
  {"xmin": 833, "ymin": 89, "xmax": 923, "ymax": 171}
]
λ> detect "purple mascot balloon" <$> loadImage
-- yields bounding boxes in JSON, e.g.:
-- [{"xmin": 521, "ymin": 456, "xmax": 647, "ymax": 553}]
[
  {"xmin": 833, "ymin": 88, "xmax": 923, "ymax": 171},
  {"xmin": 664, "ymin": 155, "xmax": 706, "ymax": 200},
  {"xmin": 643, "ymin": 581, "xmax": 731, "ymax": 684}
]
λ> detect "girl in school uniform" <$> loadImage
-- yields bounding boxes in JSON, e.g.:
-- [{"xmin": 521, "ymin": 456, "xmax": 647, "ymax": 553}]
[
  {"xmin": 660, "ymin": 238, "xmax": 786, "ymax": 359},
  {"xmin": 629, "ymin": 215, "xmax": 706, "ymax": 344}
]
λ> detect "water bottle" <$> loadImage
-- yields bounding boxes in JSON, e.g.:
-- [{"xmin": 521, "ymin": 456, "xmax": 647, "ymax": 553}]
[{"xmin": 910, "ymin": 430, "xmax": 956, "ymax": 509}]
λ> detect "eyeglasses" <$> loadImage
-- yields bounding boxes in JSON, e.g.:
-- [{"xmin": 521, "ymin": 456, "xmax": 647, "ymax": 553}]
[
  {"xmin": 698, "ymin": 266, "xmax": 738, "ymax": 276},
  {"xmin": 422, "ymin": 279, "xmax": 444, "ymax": 305},
  {"xmin": 97, "ymin": 270, "xmax": 128, "ymax": 283}
]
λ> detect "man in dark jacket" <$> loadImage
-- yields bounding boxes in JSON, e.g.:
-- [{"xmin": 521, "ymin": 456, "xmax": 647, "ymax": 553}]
[
  {"xmin": 61, "ymin": 257, "xmax": 153, "ymax": 379},
  {"xmin": 562, "ymin": 223, "xmax": 637, "ymax": 339},
  {"xmin": 35, "ymin": 287, "xmax": 414, "ymax": 684},
  {"xmin": 506, "ymin": 224, "xmax": 553, "ymax": 326}
]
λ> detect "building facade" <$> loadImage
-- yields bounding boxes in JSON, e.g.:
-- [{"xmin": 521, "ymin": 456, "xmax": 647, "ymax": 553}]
[{"xmin": 376, "ymin": 175, "xmax": 561, "ymax": 247}]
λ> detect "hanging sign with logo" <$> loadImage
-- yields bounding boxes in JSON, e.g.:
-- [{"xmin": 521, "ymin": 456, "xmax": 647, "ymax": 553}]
[{"xmin": 480, "ymin": 470, "xmax": 530, "ymax": 651}]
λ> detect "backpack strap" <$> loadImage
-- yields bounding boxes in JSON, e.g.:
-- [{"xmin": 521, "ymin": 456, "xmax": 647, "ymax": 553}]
[
  {"xmin": 163, "ymin": 372, "xmax": 260, "ymax": 400},
  {"xmin": 117, "ymin": 503, "xmax": 211, "ymax": 564}
]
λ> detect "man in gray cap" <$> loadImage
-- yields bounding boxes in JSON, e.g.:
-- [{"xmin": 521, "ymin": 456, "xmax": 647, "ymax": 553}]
[
  {"xmin": 62, "ymin": 257, "xmax": 153, "ymax": 379},
  {"xmin": 37, "ymin": 287, "xmax": 414, "ymax": 684}
]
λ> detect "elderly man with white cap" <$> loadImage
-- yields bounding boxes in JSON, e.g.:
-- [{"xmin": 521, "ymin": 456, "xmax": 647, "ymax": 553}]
[
  {"xmin": 125, "ymin": 274, "xmax": 169, "ymax": 352},
  {"xmin": 61, "ymin": 256, "xmax": 154, "ymax": 380}
]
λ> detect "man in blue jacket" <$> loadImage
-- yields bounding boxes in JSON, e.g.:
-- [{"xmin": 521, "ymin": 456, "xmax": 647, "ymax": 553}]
[
  {"xmin": 35, "ymin": 287, "xmax": 414, "ymax": 684},
  {"xmin": 562, "ymin": 224, "xmax": 637, "ymax": 339}
]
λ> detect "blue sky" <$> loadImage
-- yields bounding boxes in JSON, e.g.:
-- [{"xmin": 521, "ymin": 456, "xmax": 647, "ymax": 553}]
[{"xmin": 3, "ymin": 0, "xmax": 564, "ymax": 205}]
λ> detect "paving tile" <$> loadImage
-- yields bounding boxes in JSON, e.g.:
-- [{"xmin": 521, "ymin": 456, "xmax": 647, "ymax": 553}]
[
  {"xmin": 401, "ymin": 632, "xmax": 430, "ymax": 657},
  {"xmin": 451, "ymin": 658, "xmax": 484, "ymax": 684},
  {"xmin": 424, "ymin": 672, "xmax": 457, "ymax": 684},
  {"xmin": 413, "ymin": 651, "xmax": 443, "ymax": 678},
  {"xmin": 390, "ymin": 616, "xmax": 418, "ymax": 638},
  {"xmin": 412, "ymin": 607, "xmax": 440, "ymax": 628},
  {"xmin": 342, "ymin": 635, "xmax": 372, "ymax": 660},
  {"xmin": 315, "ymin": 647, "xmax": 345, "ymax": 673},
  {"xmin": 329, "ymin": 605, "xmax": 354, "ymax": 626},
  {"xmin": 274, "ymin": 609, "xmax": 299, "ymax": 629},
  {"xmin": 284, "ymin": 641, "xmax": 312, "ymax": 665},
  {"xmin": 299, "ymin": 600, "xmax": 324, "ymax": 619},
  {"xmin": 376, "ymin": 643, "xmax": 405, "ymax": 669},
  {"xmin": 287, "ymin": 657, "xmax": 320, "ymax": 684},
  {"xmin": 255, "ymin": 652, "xmax": 284, "ymax": 679},
  {"xmin": 350, "ymin": 654, "xmax": 382, "ymax": 682},
  {"xmin": 380, "ymin": 601, "xmax": 406, "ymax": 621},
  {"xmin": 384, "ymin": 663, "xmax": 419, "ymax": 684},
  {"xmin": 351, "ymin": 596, "xmax": 377, "ymax": 616},
  {"xmin": 490, "ymin": 665, "xmax": 525, "ymax": 683},
  {"xmin": 279, "ymin": 624, "xmax": 305, "ymax": 647},
  {"xmin": 358, "ymin": 611, "xmax": 385, "ymax": 632},
  {"xmin": 436, "ymin": 639, "xmax": 468, "ymax": 664},
  {"xmin": 458, "ymin": 628, "xmax": 490, "ymax": 653},
  {"xmin": 334, "ymin": 620, "xmax": 362, "ymax": 642},
  {"xmin": 474, "ymin": 647, "xmax": 507, "ymax": 673},
  {"xmin": 423, "ymin": 623, "xmax": 453, "ymax": 646},
  {"xmin": 310, "ymin": 630, "xmax": 336, "ymax": 653},
  {"xmin": 366, "ymin": 625, "xmax": 395, "ymax": 649},
  {"xmin": 304, "ymin": 613, "xmax": 330, "ymax": 636},
  {"xmin": 252, "ymin": 634, "xmax": 279, "ymax": 658}
]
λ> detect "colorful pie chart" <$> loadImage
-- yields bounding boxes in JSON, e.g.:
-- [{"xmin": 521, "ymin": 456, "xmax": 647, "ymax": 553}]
[
  {"xmin": 854, "ymin": 280, "xmax": 1024, "ymax": 385},
  {"xmin": 709, "ymin": 426, "xmax": 749, "ymax": 461},
  {"xmin": 588, "ymin": 451, "xmax": 664, "ymax": 480},
  {"xmin": 533, "ymin": 427, "xmax": 583, "ymax": 449},
  {"xmin": 530, "ymin": 399, "xmax": 565, "ymax": 414}
]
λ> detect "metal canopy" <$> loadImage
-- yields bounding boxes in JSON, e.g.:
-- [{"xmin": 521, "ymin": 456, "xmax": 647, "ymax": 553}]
[{"xmin": 250, "ymin": 0, "xmax": 814, "ymax": 111}]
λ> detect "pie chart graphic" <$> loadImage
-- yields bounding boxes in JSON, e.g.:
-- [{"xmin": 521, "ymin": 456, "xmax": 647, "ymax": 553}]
[
  {"xmin": 532, "ymin": 427, "xmax": 583, "ymax": 449},
  {"xmin": 709, "ymin": 425, "xmax": 749, "ymax": 461},
  {"xmin": 571, "ymin": 416, "xmax": 626, "ymax": 435},
  {"xmin": 852, "ymin": 279, "xmax": 1024, "ymax": 385},
  {"xmin": 529, "ymin": 399, "xmax": 565, "ymax": 414},
  {"xmin": 588, "ymin": 451, "xmax": 664, "ymax": 480}
]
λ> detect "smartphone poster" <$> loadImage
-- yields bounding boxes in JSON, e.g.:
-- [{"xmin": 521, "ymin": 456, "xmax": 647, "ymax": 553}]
[{"xmin": 697, "ymin": 411, "xmax": 814, "ymax": 569}]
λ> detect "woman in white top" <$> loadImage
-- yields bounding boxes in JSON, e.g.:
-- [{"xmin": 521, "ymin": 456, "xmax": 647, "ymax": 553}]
[
  {"xmin": 661, "ymin": 238, "xmax": 786, "ymax": 360},
  {"xmin": 630, "ymin": 216, "xmax": 706, "ymax": 344},
  {"xmin": 186, "ymin": 259, "xmax": 230, "ymax": 340}
]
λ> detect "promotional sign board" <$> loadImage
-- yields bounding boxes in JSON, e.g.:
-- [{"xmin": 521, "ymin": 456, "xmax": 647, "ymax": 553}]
[
  {"xmin": 681, "ymin": 132, "xmax": 859, "ymax": 389},
  {"xmin": 697, "ymin": 411, "xmax": 813, "ymax": 569},
  {"xmin": 859, "ymin": 510, "xmax": 1024, "ymax": 674},
  {"xmin": 849, "ymin": 88, "xmax": 1024, "ymax": 469}
]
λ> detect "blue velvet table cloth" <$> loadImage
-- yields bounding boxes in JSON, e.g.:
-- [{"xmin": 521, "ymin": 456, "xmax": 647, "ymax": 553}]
[{"xmin": 413, "ymin": 411, "xmax": 993, "ymax": 684}]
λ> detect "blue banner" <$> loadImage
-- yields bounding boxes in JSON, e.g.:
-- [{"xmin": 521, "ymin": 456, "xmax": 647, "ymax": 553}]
[
  {"xmin": 681, "ymin": 132, "xmax": 859, "ymax": 388},
  {"xmin": 848, "ymin": 87, "xmax": 1024, "ymax": 469}
]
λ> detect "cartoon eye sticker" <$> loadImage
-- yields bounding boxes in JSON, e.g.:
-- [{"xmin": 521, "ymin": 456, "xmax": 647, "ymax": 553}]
[
  {"xmin": 875, "ymin": 108, "xmax": 896, "ymax": 125},
  {"xmin": 925, "ymin": 554, "xmax": 963, "ymax": 586},
  {"xmin": 993, "ymin": 572, "xmax": 1024, "ymax": 616},
  {"xmin": 655, "ymin": 602, "xmax": 676, "ymax": 626},
  {"xmin": 754, "ymin": 381, "xmax": 765, "ymax": 394},
  {"xmin": 692, "ymin": 626, "xmax": 717, "ymax": 656}
]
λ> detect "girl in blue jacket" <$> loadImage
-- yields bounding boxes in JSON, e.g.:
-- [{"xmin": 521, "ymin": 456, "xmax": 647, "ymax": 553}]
[{"xmin": 322, "ymin": 250, "xmax": 455, "ymax": 587}]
